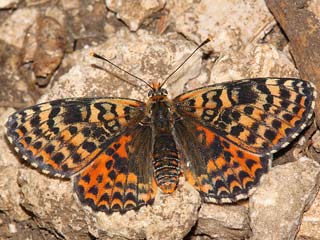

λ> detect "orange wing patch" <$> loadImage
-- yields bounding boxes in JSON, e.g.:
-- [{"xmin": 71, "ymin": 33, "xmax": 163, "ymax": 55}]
[
  {"xmin": 175, "ymin": 120, "xmax": 269, "ymax": 202},
  {"xmin": 76, "ymin": 130, "xmax": 157, "ymax": 213}
]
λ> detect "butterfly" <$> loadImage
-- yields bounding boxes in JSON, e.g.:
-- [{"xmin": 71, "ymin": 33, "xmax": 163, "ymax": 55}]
[{"xmin": 5, "ymin": 39, "xmax": 317, "ymax": 214}]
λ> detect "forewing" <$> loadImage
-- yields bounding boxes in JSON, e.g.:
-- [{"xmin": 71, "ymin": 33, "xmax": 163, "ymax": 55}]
[
  {"xmin": 75, "ymin": 124, "xmax": 157, "ymax": 213},
  {"xmin": 174, "ymin": 78, "xmax": 316, "ymax": 154},
  {"xmin": 6, "ymin": 98, "xmax": 145, "ymax": 177},
  {"xmin": 173, "ymin": 78, "xmax": 316, "ymax": 202}
]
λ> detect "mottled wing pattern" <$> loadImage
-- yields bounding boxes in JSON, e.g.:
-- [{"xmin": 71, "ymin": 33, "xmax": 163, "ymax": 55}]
[
  {"xmin": 174, "ymin": 78, "xmax": 316, "ymax": 202},
  {"xmin": 6, "ymin": 97, "xmax": 157, "ymax": 212},
  {"xmin": 76, "ymin": 124, "xmax": 157, "ymax": 213}
]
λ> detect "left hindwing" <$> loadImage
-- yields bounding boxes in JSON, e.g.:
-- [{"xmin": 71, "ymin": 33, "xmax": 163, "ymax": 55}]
[{"xmin": 173, "ymin": 78, "xmax": 316, "ymax": 202}]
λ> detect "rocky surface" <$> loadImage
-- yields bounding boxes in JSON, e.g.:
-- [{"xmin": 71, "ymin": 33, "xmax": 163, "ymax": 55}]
[
  {"xmin": 249, "ymin": 158, "xmax": 320, "ymax": 240},
  {"xmin": 297, "ymin": 190, "xmax": 320, "ymax": 240},
  {"xmin": 106, "ymin": 0, "xmax": 166, "ymax": 31},
  {"xmin": 0, "ymin": 0, "xmax": 319, "ymax": 239},
  {"xmin": 195, "ymin": 203, "xmax": 250, "ymax": 239}
]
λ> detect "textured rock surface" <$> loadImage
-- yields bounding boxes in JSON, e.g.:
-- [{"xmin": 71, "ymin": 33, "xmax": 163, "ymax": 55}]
[
  {"xmin": 174, "ymin": 0, "xmax": 275, "ymax": 53},
  {"xmin": 0, "ymin": 8, "xmax": 39, "ymax": 48},
  {"xmin": 195, "ymin": 203, "xmax": 250, "ymax": 239},
  {"xmin": 249, "ymin": 158, "xmax": 320, "ymax": 240},
  {"xmin": 0, "ymin": 0, "xmax": 319, "ymax": 239},
  {"xmin": 297, "ymin": 190, "xmax": 320, "ymax": 239},
  {"xmin": 106, "ymin": 0, "xmax": 166, "ymax": 31},
  {"xmin": 0, "ymin": 0, "xmax": 19, "ymax": 8},
  {"xmin": 44, "ymin": 30, "xmax": 203, "ymax": 102}
]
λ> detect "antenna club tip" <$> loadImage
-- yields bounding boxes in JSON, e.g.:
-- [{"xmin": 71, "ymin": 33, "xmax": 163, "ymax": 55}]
[
  {"xmin": 199, "ymin": 36, "xmax": 213, "ymax": 47},
  {"xmin": 89, "ymin": 51, "xmax": 95, "ymax": 57},
  {"xmin": 207, "ymin": 35, "xmax": 214, "ymax": 42}
]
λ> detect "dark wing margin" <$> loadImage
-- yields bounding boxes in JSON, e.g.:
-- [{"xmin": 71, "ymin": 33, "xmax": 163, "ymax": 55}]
[
  {"xmin": 173, "ymin": 78, "xmax": 316, "ymax": 202},
  {"xmin": 5, "ymin": 97, "xmax": 146, "ymax": 178}
]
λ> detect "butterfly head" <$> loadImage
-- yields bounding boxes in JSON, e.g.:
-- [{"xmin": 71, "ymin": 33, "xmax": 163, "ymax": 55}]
[{"xmin": 148, "ymin": 81, "xmax": 168, "ymax": 98}]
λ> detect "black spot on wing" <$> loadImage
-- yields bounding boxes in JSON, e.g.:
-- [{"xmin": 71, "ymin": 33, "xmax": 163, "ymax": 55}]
[{"xmin": 64, "ymin": 105, "xmax": 83, "ymax": 124}]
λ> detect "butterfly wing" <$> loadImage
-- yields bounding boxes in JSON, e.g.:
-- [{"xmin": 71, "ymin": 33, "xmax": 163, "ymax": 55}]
[
  {"xmin": 6, "ymin": 97, "xmax": 156, "ymax": 212},
  {"xmin": 75, "ymin": 124, "xmax": 156, "ymax": 213},
  {"xmin": 173, "ymin": 78, "xmax": 316, "ymax": 202}
]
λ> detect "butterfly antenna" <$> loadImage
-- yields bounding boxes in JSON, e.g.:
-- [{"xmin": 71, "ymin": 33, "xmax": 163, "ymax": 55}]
[
  {"xmin": 159, "ymin": 37, "xmax": 212, "ymax": 89},
  {"xmin": 91, "ymin": 52, "xmax": 154, "ymax": 89}
]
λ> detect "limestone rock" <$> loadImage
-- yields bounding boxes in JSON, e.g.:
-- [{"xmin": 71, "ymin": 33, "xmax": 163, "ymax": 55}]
[
  {"xmin": 195, "ymin": 203, "xmax": 250, "ymax": 240},
  {"xmin": 249, "ymin": 157, "xmax": 320, "ymax": 240},
  {"xmin": 0, "ymin": 0, "xmax": 19, "ymax": 9},
  {"xmin": 0, "ymin": 166, "xmax": 29, "ymax": 222},
  {"xmin": 44, "ymin": 30, "xmax": 204, "ymax": 102},
  {"xmin": 297, "ymin": 190, "xmax": 320, "ymax": 239},
  {"xmin": 174, "ymin": 0, "xmax": 275, "ymax": 53},
  {"xmin": 106, "ymin": 0, "xmax": 166, "ymax": 31},
  {"xmin": 0, "ymin": 8, "xmax": 39, "ymax": 48},
  {"xmin": 210, "ymin": 43, "xmax": 300, "ymax": 84}
]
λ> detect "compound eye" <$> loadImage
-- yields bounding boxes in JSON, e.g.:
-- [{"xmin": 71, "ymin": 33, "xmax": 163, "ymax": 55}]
[
  {"xmin": 148, "ymin": 90, "xmax": 154, "ymax": 97},
  {"xmin": 161, "ymin": 88, "xmax": 168, "ymax": 95}
]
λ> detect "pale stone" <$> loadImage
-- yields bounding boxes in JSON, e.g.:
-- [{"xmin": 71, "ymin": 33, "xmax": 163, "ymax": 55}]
[
  {"xmin": 249, "ymin": 158, "xmax": 320, "ymax": 240},
  {"xmin": 297, "ymin": 190, "xmax": 320, "ymax": 239},
  {"xmin": 42, "ymin": 30, "xmax": 204, "ymax": 102},
  {"xmin": 308, "ymin": 0, "xmax": 320, "ymax": 20},
  {"xmin": 196, "ymin": 203, "xmax": 250, "ymax": 239},
  {"xmin": 174, "ymin": 0, "xmax": 275, "ymax": 53},
  {"xmin": 210, "ymin": 44, "xmax": 299, "ymax": 84},
  {"xmin": 106, "ymin": 0, "xmax": 166, "ymax": 31},
  {"xmin": 0, "ymin": 0, "xmax": 19, "ymax": 8},
  {"xmin": 0, "ymin": 8, "xmax": 39, "ymax": 48}
]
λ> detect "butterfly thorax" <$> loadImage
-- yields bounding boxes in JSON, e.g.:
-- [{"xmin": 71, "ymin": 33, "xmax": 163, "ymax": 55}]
[{"xmin": 147, "ymin": 88, "xmax": 180, "ymax": 194}]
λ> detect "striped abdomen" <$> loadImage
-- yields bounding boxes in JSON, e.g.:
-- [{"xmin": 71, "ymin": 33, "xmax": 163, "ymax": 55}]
[
  {"xmin": 153, "ymin": 133, "xmax": 180, "ymax": 193},
  {"xmin": 150, "ymin": 97, "xmax": 180, "ymax": 193}
]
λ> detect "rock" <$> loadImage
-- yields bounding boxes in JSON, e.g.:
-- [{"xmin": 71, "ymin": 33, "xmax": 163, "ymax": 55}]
[
  {"xmin": 210, "ymin": 43, "xmax": 299, "ymax": 84},
  {"xmin": 249, "ymin": 157, "xmax": 320, "ymax": 240},
  {"xmin": 0, "ymin": 0, "xmax": 19, "ymax": 9},
  {"xmin": 44, "ymin": 30, "xmax": 204, "ymax": 102},
  {"xmin": 312, "ymin": 130, "xmax": 320, "ymax": 153},
  {"xmin": 0, "ymin": 109, "xmax": 30, "ymax": 222},
  {"xmin": 0, "ymin": 108, "xmax": 22, "ymax": 168},
  {"xmin": 174, "ymin": 0, "xmax": 275, "ymax": 53},
  {"xmin": 309, "ymin": 0, "xmax": 320, "ymax": 20},
  {"xmin": 22, "ymin": 15, "xmax": 66, "ymax": 87},
  {"xmin": 297, "ymin": 189, "xmax": 320, "ymax": 239},
  {"xmin": 195, "ymin": 203, "xmax": 250, "ymax": 239},
  {"xmin": 32, "ymin": 16, "xmax": 66, "ymax": 86},
  {"xmin": 106, "ymin": 0, "xmax": 166, "ymax": 31},
  {"xmin": 17, "ymin": 168, "xmax": 91, "ymax": 237},
  {"xmin": 0, "ymin": 39, "xmax": 35, "ymax": 108},
  {"xmin": 0, "ymin": 8, "xmax": 39, "ymax": 48},
  {"xmin": 94, "ymin": 179, "xmax": 201, "ymax": 240},
  {"xmin": 0, "ymin": 166, "xmax": 29, "ymax": 222},
  {"xmin": 167, "ymin": 0, "xmax": 298, "ymax": 87}
]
